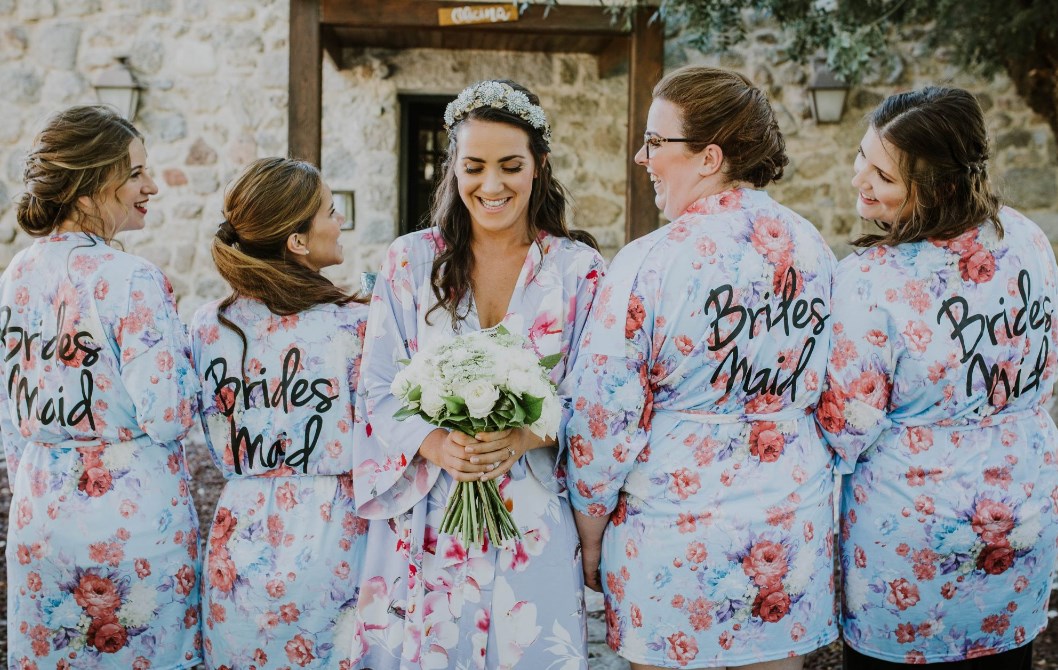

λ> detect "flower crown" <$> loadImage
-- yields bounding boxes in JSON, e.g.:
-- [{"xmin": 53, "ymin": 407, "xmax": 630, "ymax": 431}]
[{"xmin": 444, "ymin": 81, "xmax": 552, "ymax": 144}]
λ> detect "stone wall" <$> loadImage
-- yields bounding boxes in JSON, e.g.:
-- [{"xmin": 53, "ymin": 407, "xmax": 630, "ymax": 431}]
[{"xmin": 1, "ymin": 2, "xmax": 1056, "ymax": 313}]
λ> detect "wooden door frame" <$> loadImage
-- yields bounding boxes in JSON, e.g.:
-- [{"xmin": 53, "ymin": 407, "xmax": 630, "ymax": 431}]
[{"xmin": 289, "ymin": 0, "xmax": 663, "ymax": 242}]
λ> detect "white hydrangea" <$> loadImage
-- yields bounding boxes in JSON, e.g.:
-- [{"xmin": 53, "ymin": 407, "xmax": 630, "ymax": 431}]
[
  {"xmin": 444, "ymin": 80, "xmax": 552, "ymax": 143},
  {"xmin": 119, "ymin": 582, "xmax": 158, "ymax": 628}
]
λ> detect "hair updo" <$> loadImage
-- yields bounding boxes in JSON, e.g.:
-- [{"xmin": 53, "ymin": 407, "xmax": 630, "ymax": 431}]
[
  {"xmin": 652, "ymin": 66, "xmax": 788, "ymax": 188},
  {"xmin": 16, "ymin": 105, "xmax": 141, "ymax": 238}
]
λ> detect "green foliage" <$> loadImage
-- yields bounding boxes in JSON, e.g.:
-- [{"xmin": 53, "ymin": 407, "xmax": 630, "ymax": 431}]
[{"xmin": 528, "ymin": 0, "xmax": 1057, "ymax": 87}]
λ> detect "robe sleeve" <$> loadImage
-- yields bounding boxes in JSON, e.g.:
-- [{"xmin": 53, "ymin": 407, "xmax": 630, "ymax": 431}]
[
  {"xmin": 116, "ymin": 267, "xmax": 200, "ymax": 444},
  {"xmin": 353, "ymin": 240, "xmax": 440, "ymax": 519},
  {"xmin": 815, "ymin": 261, "xmax": 896, "ymax": 474}
]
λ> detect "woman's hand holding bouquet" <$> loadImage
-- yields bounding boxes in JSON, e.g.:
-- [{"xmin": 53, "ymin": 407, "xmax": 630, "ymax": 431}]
[{"xmin": 392, "ymin": 326, "xmax": 560, "ymax": 548}]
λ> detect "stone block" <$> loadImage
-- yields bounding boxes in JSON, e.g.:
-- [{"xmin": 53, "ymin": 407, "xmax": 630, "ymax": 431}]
[
  {"xmin": 1002, "ymin": 167, "xmax": 1057, "ymax": 209},
  {"xmin": 130, "ymin": 37, "xmax": 165, "ymax": 74},
  {"xmin": 140, "ymin": 110, "xmax": 187, "ymax": 142},
  {"xmin": 226, "ymin": 133, "xmax": 257, "ymax": 166},
  {"xmin": 575, "ymin": 194, "xmax": 622, "ymax": 229},
  {"xmin": 163, "ymin": 168, "xmax": 187, "ymax": 187},
  {"xmin": 0, "ymin": 102, "xmax": 24, "ymax": 144},
  {"xmin": 174, "ymin": 40, "xmax": 217, "ymax": 76},
  {"xmin": 0, "ymin": 0, "xmax": 12, "ymax": 13},
  {"xmin": 0, "ymin": 26, "xmax": 28, "ymax": 60},
  {"xmin": 173, "ymin": 201, "xmax": 203, "ymax": 219},
  {"xmin": 41, "ymin": 69, "xmax": 88, "ymax": 105},
  {"xmin": 0, "ymin": 65, "xmax": 42, "ymax": 104},
  {"xmin": 57, "ymin": 0, "xmax": 100, "ymax": 15},
  {"xmin": 186, "ymin": 138, "xmax": 218, "ymax": 166},
  {"xmin": 31, "ymin": 22, "xmax": 81, "ymax": 70},
  {"xmin": 188, "ymin": 168, "xmax": 219, "ymax": 195},
  {"xmin": 358, "ymin": 214, "xmax": 397, "ymax": 245},
  {"xmin": 142, "ymin": 0, "xmax": 171, "ymax": 14},
  {"xmin": 18, "ymin": 0, "xmax": 55, "ymax": 20},
  {"xmin": 997, "ymin": 129, "xmax": 1032, "ymax": 150}
]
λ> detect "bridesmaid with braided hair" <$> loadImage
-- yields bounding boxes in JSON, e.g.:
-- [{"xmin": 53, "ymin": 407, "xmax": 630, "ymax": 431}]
[
  {"xmin": 190, "ymin": 158, "xmax": 387, "ymax": 669},
  {"xmin": 818, "ymin": 87, "xmax": 1058, "ymax": 669}
]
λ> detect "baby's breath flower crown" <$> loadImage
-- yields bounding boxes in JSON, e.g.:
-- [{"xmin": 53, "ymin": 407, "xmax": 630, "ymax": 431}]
[{"xmin": 444, "ymin": 80, "xmax": 552, "ymax": 144}]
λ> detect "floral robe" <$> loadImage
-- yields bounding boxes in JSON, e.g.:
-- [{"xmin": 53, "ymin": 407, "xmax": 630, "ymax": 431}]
[
  {"xmin": 1, "ymin": 232, "xmax": 202, "ymax": 669},
  {"xmin": 190, "ymin": 298, "xmax": 385, "ymax": 669},
  {"xmin": 566, "ymin": 188, "xmax": 839, "ymax": 667},
  {"xmin": 352, "ymin": 229, "xmax": 604, "ymax": 670},
  {"xmin": 817, "ymin": 208, "xmax": 1058, "ymax": 663}
]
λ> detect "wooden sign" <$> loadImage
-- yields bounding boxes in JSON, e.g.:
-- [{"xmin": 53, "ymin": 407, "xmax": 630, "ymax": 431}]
[{"xmin": 438, "ymin": 4, "xmax": 519, "ymax": 26}]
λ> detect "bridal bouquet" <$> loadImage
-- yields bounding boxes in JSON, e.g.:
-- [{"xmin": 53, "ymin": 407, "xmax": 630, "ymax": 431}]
[{"xmin": 391, "ymin": 326, "xmax": 561, "ymax": 548}]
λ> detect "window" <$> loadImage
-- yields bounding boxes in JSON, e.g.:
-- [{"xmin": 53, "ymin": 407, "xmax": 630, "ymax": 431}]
[{"xmin": 400, "ymin": 96, "xmax": 450, "ymax": 236}]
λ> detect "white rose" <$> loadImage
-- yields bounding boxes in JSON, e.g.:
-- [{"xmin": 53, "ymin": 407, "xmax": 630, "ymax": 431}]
[
  {"xmin": 844, "ymin": 399, "xmax": 884, "ymax": 432},
  {"xmin": 462, "ymin": 379, "xmax": 499, "ymax": 419},
  {"xmin": 420, "ymin": 385, "xmax": 446, "ymax": 419},
  {"xmin": 506, "ymin": 368, "xmax": 536, "ymax": 396},
  {"xmin": 391, "ymin": 368, "xmax": 414, "ymax": 399}
]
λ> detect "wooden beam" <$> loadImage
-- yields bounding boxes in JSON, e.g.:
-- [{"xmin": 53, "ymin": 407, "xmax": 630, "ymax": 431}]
[
  {"xmin": 596, "ymin": 35, "xmax": 628, "ymax": 78},
  {"xmin": 625, "ymin": 5, "xmax": 663, "ymax": 242},
  {"xmin": 289, "ymin": 0, "xmax": 322, "ymax": 166},
  {"xmin": 321, "ymin": 0, "xmax": 622, "ymax": 35},
  {"xmin": 321, "ymin": 25, "xmax": 345, "ymax": 70}
]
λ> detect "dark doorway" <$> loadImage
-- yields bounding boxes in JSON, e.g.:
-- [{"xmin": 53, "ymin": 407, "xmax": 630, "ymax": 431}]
[{"xmin": 400, "ymin": 96, "xmax": 450, "ymax": 235}]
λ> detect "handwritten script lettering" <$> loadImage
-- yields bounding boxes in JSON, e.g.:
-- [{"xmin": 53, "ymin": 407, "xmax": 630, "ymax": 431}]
[
  {"xmin": 703, "ymin": 267, "xmax": 829, "ymax": 401},
  {"xmin": 203, "ymin": 346, "xmax": 338, "ymax": 474},
  {"xmin": 0, "ymin": 302, "xmax": 102, "ymax": 429},
  {"xmin": 936, "ymin": 269, "xmax": 1053, "ymax": 405}
]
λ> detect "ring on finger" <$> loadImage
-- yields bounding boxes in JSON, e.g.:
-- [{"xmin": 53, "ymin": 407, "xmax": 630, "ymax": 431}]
[{"xmin": 508, "ymin": 447, "xmax": 516, "ymax": 459}]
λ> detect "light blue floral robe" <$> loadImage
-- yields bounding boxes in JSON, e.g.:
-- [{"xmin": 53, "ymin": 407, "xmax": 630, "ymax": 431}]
[
  {"xmin": 1, "ymin": 232, "xmax": 202, "ymax": 669},
  {"xmin": 352, "ymin": 229, "xmax": 605, "ymax": 670},
  {"xmin": 190, "ymin": 298, "xmax": 385, "ymax": 669},
  {"xmin": 566, "ymin": 188, "xmax": 839, "ymax": 667},
  {"xmin": 817, "ymin": 208, "xmax": 1058, "ymax": 663}
]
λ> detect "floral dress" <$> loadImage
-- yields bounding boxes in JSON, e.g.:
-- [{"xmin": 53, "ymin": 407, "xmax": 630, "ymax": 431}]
[
  {"xmin": 352, "ymin": 229, "xmax": 605, "ymax": 670},
  {"xmin": 565, "ymin": 188, "xmax": 839, "ymax": 668},
  {"xmin": 1, "ymin": 232, "xmax": 202, "ymax": 669},
  {"xmin": 190, "ymin": 298, "xmax": 384, "ymax": 669},
  {"xmin": 817, "ymin": 208, "xmax": 1058, "ymax": 663}
]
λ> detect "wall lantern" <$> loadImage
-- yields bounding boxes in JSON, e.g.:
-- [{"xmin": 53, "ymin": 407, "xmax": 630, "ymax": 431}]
[
  {"xmin": 807, "ymin": 64, "xmax": 849, "ymax": 124},
  {"xmin": 93, "ymin": 57, "xmax": 143, "ymax": 121},
  {"xmin": 334, "ymin": 190, "xmax": 355, "ymax": 230}
]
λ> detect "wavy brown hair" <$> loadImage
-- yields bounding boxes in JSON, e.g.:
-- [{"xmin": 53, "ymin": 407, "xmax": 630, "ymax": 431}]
[
  {"xmin": 16, "ymin": 105, "xmax": 141, "ymax": 239},
  {"xmin": 426, "ymin": 79, "xmax": 598, "ymax": 325},
  {"xmin": 653, "ymin": 66, "xmax": 788, "ymax": 188},
  {"xmin": 853, "ymin": 86, "xmax": 1002, "ymax": 247},
  {"xmin": 212, "ymin": 157, "xmax": 364, "ymax": 369}
]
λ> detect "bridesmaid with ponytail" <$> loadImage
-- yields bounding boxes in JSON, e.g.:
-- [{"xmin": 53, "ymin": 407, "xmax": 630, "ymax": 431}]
[{"xmin": 190, "ymin": 158, "xmax": 385, "ymax": 669}]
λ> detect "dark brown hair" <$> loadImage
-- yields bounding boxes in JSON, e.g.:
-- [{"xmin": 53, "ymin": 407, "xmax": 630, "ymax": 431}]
[
  {"xmin": 653, "ymin": 66, "xmax": 788, "ymax": 188},
  {"xmin": 853, "ymin": 86, "xmax": 1002, "ymax": 247},
  {"xmin": 16, "ymin": 105, "xmax": 141, "ymax": 239},
  {"xmin": 212, "ymin": 157, "xmax": 364, "ymax": 369},
  {"xmin": 426, "ymin": 79, "xmax": 598, "ymax": 324}
]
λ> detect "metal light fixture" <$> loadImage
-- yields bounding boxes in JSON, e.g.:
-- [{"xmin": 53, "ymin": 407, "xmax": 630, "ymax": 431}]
[
  {"xmin": 807, "ymin": 64, "xmax": 849, "ymax": 124},
  {"xmin": 93, "ymin": 56, "xmax": 142, "ymax": 121},
  {"xmin": 334, "ymin": 190, "xmax": 355, "ymax": 230}
]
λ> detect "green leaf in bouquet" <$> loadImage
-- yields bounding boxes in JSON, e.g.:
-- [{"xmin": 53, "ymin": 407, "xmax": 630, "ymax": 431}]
[
  {"xmin": 511, "ymin": 398, "xmax": 527, "ymax": 424},
  {"xmin": 443, "ymin": 396, "xmax": 465, "ymax": 414},
  {"xmin": 393, "ymin": 406, "xmax": 423, "ymax": 421},
  {"xmin": 523, "ymin": 394, "xmax": 544, "ymax": 424},
  {"xmin": 493, "ymin": 324, "xmax": 511, "ymax": 336},
  {"xmin": 538, "ymin": 352, "xmax": 563, "ymax": 371},
  {"xmin": 407, "ymin": 386, "xmax": 422, "ymax": 402}
]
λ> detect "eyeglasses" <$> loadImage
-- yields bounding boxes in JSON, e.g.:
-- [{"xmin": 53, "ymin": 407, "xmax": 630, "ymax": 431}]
[{"xmin": 643, "ymin": 133, "xmax": 691, "ymax": 160}]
